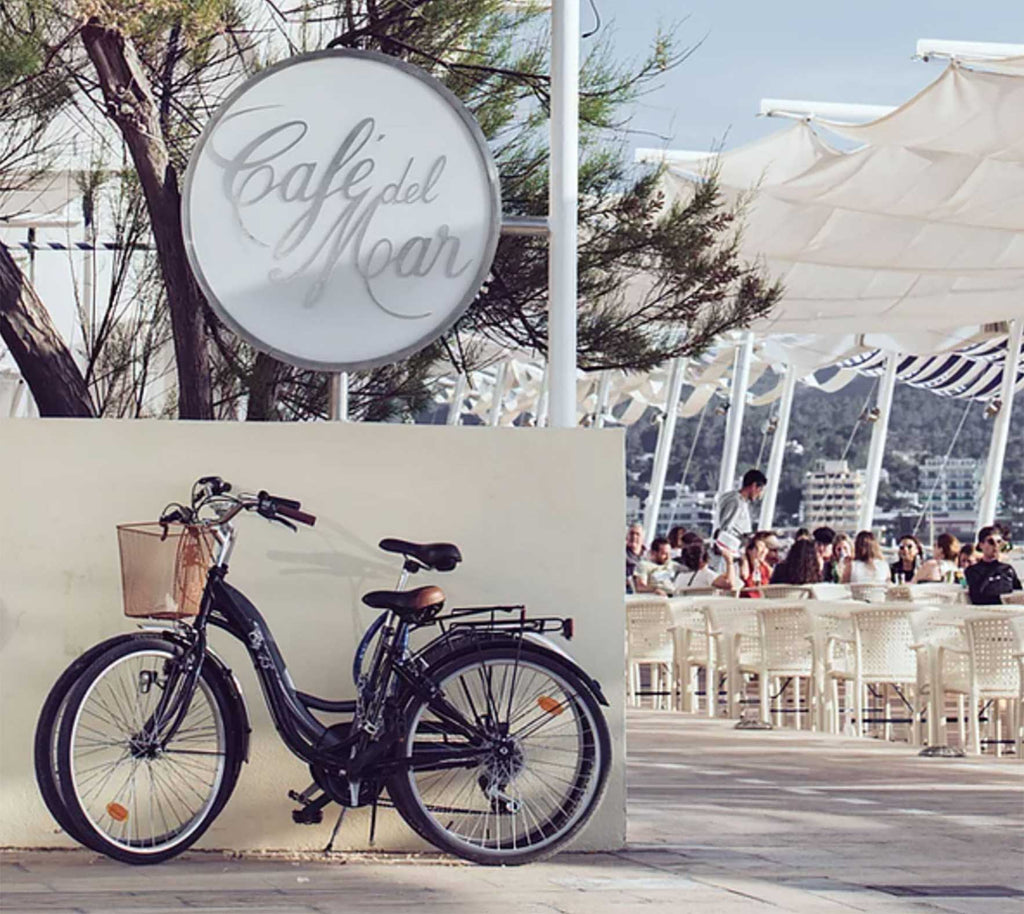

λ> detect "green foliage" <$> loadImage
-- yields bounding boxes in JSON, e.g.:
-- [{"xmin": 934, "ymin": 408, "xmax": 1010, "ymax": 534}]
[{"xmin": 4, "ymin": 0, "xmax": 779, "ymax": 420}]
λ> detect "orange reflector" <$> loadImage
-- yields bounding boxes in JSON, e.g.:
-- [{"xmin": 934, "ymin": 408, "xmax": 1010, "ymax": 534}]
[
  {"xmin": 106, "ymin": 802, "xmax": 129, "ymax": 822},
  {"xmin": 537, "ymin": 696, "xmax": 563, "ymax": 715}
]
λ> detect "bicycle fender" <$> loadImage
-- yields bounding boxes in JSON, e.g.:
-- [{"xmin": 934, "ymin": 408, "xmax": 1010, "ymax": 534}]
[
  {"xmin": 138, "ymin": 626, "xmax": 253, "ymax": 763},
  {"xmin": 520, "ymin": 634, "xmax": 609, "ymax": 707}
]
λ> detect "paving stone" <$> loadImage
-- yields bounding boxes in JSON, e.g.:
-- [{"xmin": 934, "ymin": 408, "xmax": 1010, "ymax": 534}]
[{"xmin": 4, "ymin": 709, "xmax": 1022, "ymax": 913}]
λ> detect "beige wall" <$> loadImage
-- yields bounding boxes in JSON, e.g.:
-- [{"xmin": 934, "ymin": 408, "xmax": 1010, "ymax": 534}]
[{"xmin": 0, "ymin": 419, "xmax": 625, "ymax": 853}]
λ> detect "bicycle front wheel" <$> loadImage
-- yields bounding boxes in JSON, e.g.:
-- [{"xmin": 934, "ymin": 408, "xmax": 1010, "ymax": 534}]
[
  {"xmin": 388, "ymin": 645, "xmax": 610, "ymax": 865},
  {"xmin": 55, "ymin": 637, "xmax": 244, "ymax": 864}
]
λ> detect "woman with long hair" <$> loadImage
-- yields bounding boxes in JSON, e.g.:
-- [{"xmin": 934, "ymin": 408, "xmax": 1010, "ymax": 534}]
[
  {"xmin": 769, "ymin": 538, "xmax": 821, "ymax": 585},
  {"xmin": 890, "ymin": 534, "xmax": 924, "ymax": 583},
  {"xmin": 844, "ymin": 530, "xmax": 889, "ymax": 584},
  {"xmin": 740, "ymin": 534, "xmax": 772, "ymax": 597},
  {"xmin": 674, "ymin": 538, "xmax": 739, "ymax": 592},
  {"xmin": 914, "ymin": 532, "xmax": 961, "ymax": 583}
]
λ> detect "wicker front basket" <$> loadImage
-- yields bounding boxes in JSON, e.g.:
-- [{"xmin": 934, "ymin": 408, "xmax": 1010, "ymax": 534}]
[{"xmin": 117, "ymin": 523, "xmax": 216, "ymax": 619}]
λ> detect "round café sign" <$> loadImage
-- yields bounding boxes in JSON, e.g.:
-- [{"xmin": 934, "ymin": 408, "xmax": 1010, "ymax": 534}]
[{"xmin": 183, "ymin": 50, "xmax": 501, "ymax": 371}]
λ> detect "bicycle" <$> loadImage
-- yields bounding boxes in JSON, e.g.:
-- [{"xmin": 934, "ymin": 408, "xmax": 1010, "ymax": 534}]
[{"xmin": 35, "ymin": 476, "xmax": 611, "ymax": 866}]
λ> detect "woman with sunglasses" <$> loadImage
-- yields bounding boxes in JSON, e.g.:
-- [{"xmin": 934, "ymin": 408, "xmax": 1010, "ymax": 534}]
[
  {"xmin": 963, "ymin": 525, "xmax": 1022, "ymax": 605},
  {"xmin": 890, "ymin": 535, "xmax": 923, "ymax": 584}
]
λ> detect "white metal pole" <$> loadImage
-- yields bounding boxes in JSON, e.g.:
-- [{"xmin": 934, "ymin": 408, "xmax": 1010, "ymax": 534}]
[
  {"xmin": 489, "ymin": 360, "xmax": 509, "ymax": 427},
  {"xmin": 717, "ymin": 333, "xmax": 754, "ymax": 497},
  {"xmin": 858, "ymin": 353, "xmax": 899, "ymax": 532},
  {"xmin": 594, "ymin": 369, "xmax": 612, "ymax": 428},
  {"xmin": 447, "ymin": 373, "xmax": 467, "ymax": 425},
  {"xmin": 760, "ymin": 364, "xmax": 797, "ymax": 530},
  {"xmin": 328, "ymin": 372, "xmax": 349, "ymax": 421},
  {"xmin": 978, "ymin": 319, "xmax": 1023, "ymax": 527},
  {"xmin": 548, "ymin": 0, "xmax": 579, "ymax": 428},
  {"xmin": 643, "ymin": 358, "xmax": 686, "ymax": 545}
]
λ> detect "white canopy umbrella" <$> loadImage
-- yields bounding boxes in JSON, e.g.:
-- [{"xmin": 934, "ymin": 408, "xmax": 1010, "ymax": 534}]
[{"xmin": 635, "ymin": 45, "xmax": 1024, "ymax": 533}]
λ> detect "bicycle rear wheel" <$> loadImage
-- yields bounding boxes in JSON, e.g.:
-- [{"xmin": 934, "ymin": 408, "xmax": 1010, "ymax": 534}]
[
  {"xmin": 55, "ymin": 637, "xmax": 245, "ymax": 864},
  {"xmin": 388, "ymin": 644, "xmax": 610, "ymax": 865}
]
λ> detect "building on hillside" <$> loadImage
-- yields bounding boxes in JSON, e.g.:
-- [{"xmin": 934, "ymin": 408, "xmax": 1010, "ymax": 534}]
[
  {"xmin": 918, "ymin": 457, "xmax": 983, "ymax": 515},
  {"xmin": 629, "ymin": 487, "xmax": 716, "ymax": 538},
  {"xmin": 802, "ymin": 459, "xmax": 865, "ymax": 531}
]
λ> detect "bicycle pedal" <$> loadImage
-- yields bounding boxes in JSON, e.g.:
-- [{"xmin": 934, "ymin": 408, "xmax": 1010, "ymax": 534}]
[{"xmin": 292, "ymin": 806, "xmax": 324, "ymax": 825}]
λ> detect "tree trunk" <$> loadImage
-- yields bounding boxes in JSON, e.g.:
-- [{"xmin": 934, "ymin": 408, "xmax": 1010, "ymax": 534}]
[
  {"xmin": 0, "ymin": 244, "xmax": 95, "ymax": 417},
  {"xmin": 81, "ymin": 20, "xmax": 212, "ymax": 420},
  {"xmin": 245, "ymin": 351, "xmax": 279, "ymax": 421}
]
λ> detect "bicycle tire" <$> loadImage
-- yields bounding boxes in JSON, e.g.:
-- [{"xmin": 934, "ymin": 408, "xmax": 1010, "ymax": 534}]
[
  {"xmin": 34, "ymin": 633, "xmax": 154, "ymax": 851},
  {"xmin": 388, "ymin": 644, "xmax": 611, "ymax": 865},
  {"xmin": 54, "ymin": 637, "xmax": 246, "ymax": 864}
]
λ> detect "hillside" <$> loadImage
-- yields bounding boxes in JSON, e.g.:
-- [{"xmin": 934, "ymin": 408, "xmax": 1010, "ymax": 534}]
[{"xmin": 625, "ymin": 377, "xmax": 1024, "ymax": 524}]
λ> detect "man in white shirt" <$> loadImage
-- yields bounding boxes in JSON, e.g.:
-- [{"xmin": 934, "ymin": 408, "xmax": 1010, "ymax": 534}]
[{"xmin": 713, "ymin": 469, "xmax": 766, "ymax": 566}]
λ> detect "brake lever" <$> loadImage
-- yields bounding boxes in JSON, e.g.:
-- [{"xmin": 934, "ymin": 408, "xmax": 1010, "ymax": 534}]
[{"xmin": 273, "ymin": 515, "xmax": 298, "ymax": 532}]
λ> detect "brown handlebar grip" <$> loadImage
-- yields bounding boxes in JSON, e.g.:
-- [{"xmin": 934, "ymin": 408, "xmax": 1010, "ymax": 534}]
[{"xmin": 277, "ymin": 503, "xmax": 316, "ymax": 526}]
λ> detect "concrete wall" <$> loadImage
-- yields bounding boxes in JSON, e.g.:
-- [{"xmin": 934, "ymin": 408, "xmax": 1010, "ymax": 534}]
[{"xmin": 0, "ymin": 419, "xmax": 625, "ymax": 853}]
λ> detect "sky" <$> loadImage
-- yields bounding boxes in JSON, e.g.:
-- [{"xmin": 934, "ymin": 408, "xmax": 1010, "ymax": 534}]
[{"xmin": 595, "ymin": 0, "xmax": 1024, "ymax": 155}]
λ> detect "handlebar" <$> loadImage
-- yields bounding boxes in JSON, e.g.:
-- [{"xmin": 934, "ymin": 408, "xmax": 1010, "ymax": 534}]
[
  {"xmin": 159, "ymin": 478, "xmax": 317, "ymax": 530},
  {"xmin": 275, "ymin": 503, "xmax": 317, "ymax": 526}
]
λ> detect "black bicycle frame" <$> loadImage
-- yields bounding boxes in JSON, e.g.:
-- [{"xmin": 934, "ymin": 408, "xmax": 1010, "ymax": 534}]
[
  {"xmin": 151, "ymin": 545, "xmax": 602, "ymax": 789},
  {"xmin": 161, "ymin": 568, "xmax": 486, "ymax": 776}
]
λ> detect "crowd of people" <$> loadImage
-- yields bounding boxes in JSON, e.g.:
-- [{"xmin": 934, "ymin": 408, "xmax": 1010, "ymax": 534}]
[{"xmin": 626, "ymin": 469, "xmax": 1023, "ymax": 606}]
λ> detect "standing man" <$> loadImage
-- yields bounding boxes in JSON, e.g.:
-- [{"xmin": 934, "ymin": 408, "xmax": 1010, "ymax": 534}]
[
  {"xmin": 716, "ymin": 469, "xmax": 766, "ymax": 545},
  {"xmin": 964, "ymin": 525, "xmax": 1022, "ymax": 605},
  {"xmin": 713, "ymin": 469, "xmax": 766, "ymax": 573}
]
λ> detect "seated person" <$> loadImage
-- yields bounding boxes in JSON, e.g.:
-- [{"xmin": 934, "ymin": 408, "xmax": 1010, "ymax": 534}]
[
  {"xmin": 957, "ymin": 543, "xmax": 979, "ymax": 571},
  {"xmin": 667, "ymin": 525, "xmax": 688, "ymax": 559},
  {"xmin": 915, "ymin": 532, "xmax": 960, "ymax": 583},
  {"xmin": 634, "ymin": 536, "xmax": 677, "ymax": 595},
  {"xmin": 674, "ymin": 538, "xmax": 739, "ymax": 592},
  {"xmin": 625, "ymin": 523, "xmax": 645, "ymax": 592},
  {"xmin": 890, "ymin": 535, "xmax": 923, "ymax": 583},
  {"xmin": 844, "ymin": 530, "xmax": 889, "ymax": 584},
  {"xmin": 964, "ymin": 525, "xmax": 1022, "ymax": 605},
  {"xmin": 740, "ymin": 533, "xmax": 772, "ymax": 598},
  {"xmin": 770, "ymin": 539, "xmax": 821, "ymax": 586},
  {"xmin": 831, "ymin": 532, "xmax": 853, "ymax": 583},
  {"xmin": 814, "ymin": 526, "xmax": 838, "ymax": 583}
]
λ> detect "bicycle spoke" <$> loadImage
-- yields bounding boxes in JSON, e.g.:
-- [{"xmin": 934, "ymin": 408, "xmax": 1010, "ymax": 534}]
[
  {"xmin": 65, "ymin": 646, "xmax": 228, "ymax": 856},
  {"xmin": 402, "ymin": 653, "xmax": 605, "ymax": 859}
]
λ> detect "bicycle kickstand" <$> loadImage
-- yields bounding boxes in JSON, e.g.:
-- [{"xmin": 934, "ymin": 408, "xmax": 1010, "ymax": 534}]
[{"xmin": 322, "ymin": 807, "xmax": 347, "ymax": 855}]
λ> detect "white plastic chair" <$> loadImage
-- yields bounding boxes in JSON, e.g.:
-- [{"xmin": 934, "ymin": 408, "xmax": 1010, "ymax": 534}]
[
  {"xmin": 849, "ymin": 607, "xmax": 925, "ymax": 743},
  {"xmin": 764, "ymin": 584, "xmax": 814, "ymax": 600},
  {"xmin": 810, "ymin": 583, "xmax": 852, "ymax": 601},
  {"xmin": 904, "ymin": 583, "xmax": 965, "ymax": 605},
  {"xmin": 959, "ymin": 616, "xmax": 1021, "ymax": 755},
  {"xmin": 1010, "ymin": 616, "xmax": 1024, "ymax": 756},
  {"xmin": 849, "ymin": 582, "xmax": 889, "ymax": 603},
  {"xmin": 625, "ymin": 595, "xmax": 674, "ymax": 709},
  {"xmin": 755, "ymin": 603, "xmax": 814, "ymax": 728},
  {"xmin": 703, "ymin": 600, "xmax": 763, "ymax": 719},
  {"xmin": 668, "ymin": 595, "xmax": 714, "ymax": 713}
]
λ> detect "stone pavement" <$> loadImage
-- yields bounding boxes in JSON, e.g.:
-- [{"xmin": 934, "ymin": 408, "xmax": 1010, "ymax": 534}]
[{"xmin": 3, "ymin": 710, "xmax": 1023, "ymax": 914}]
